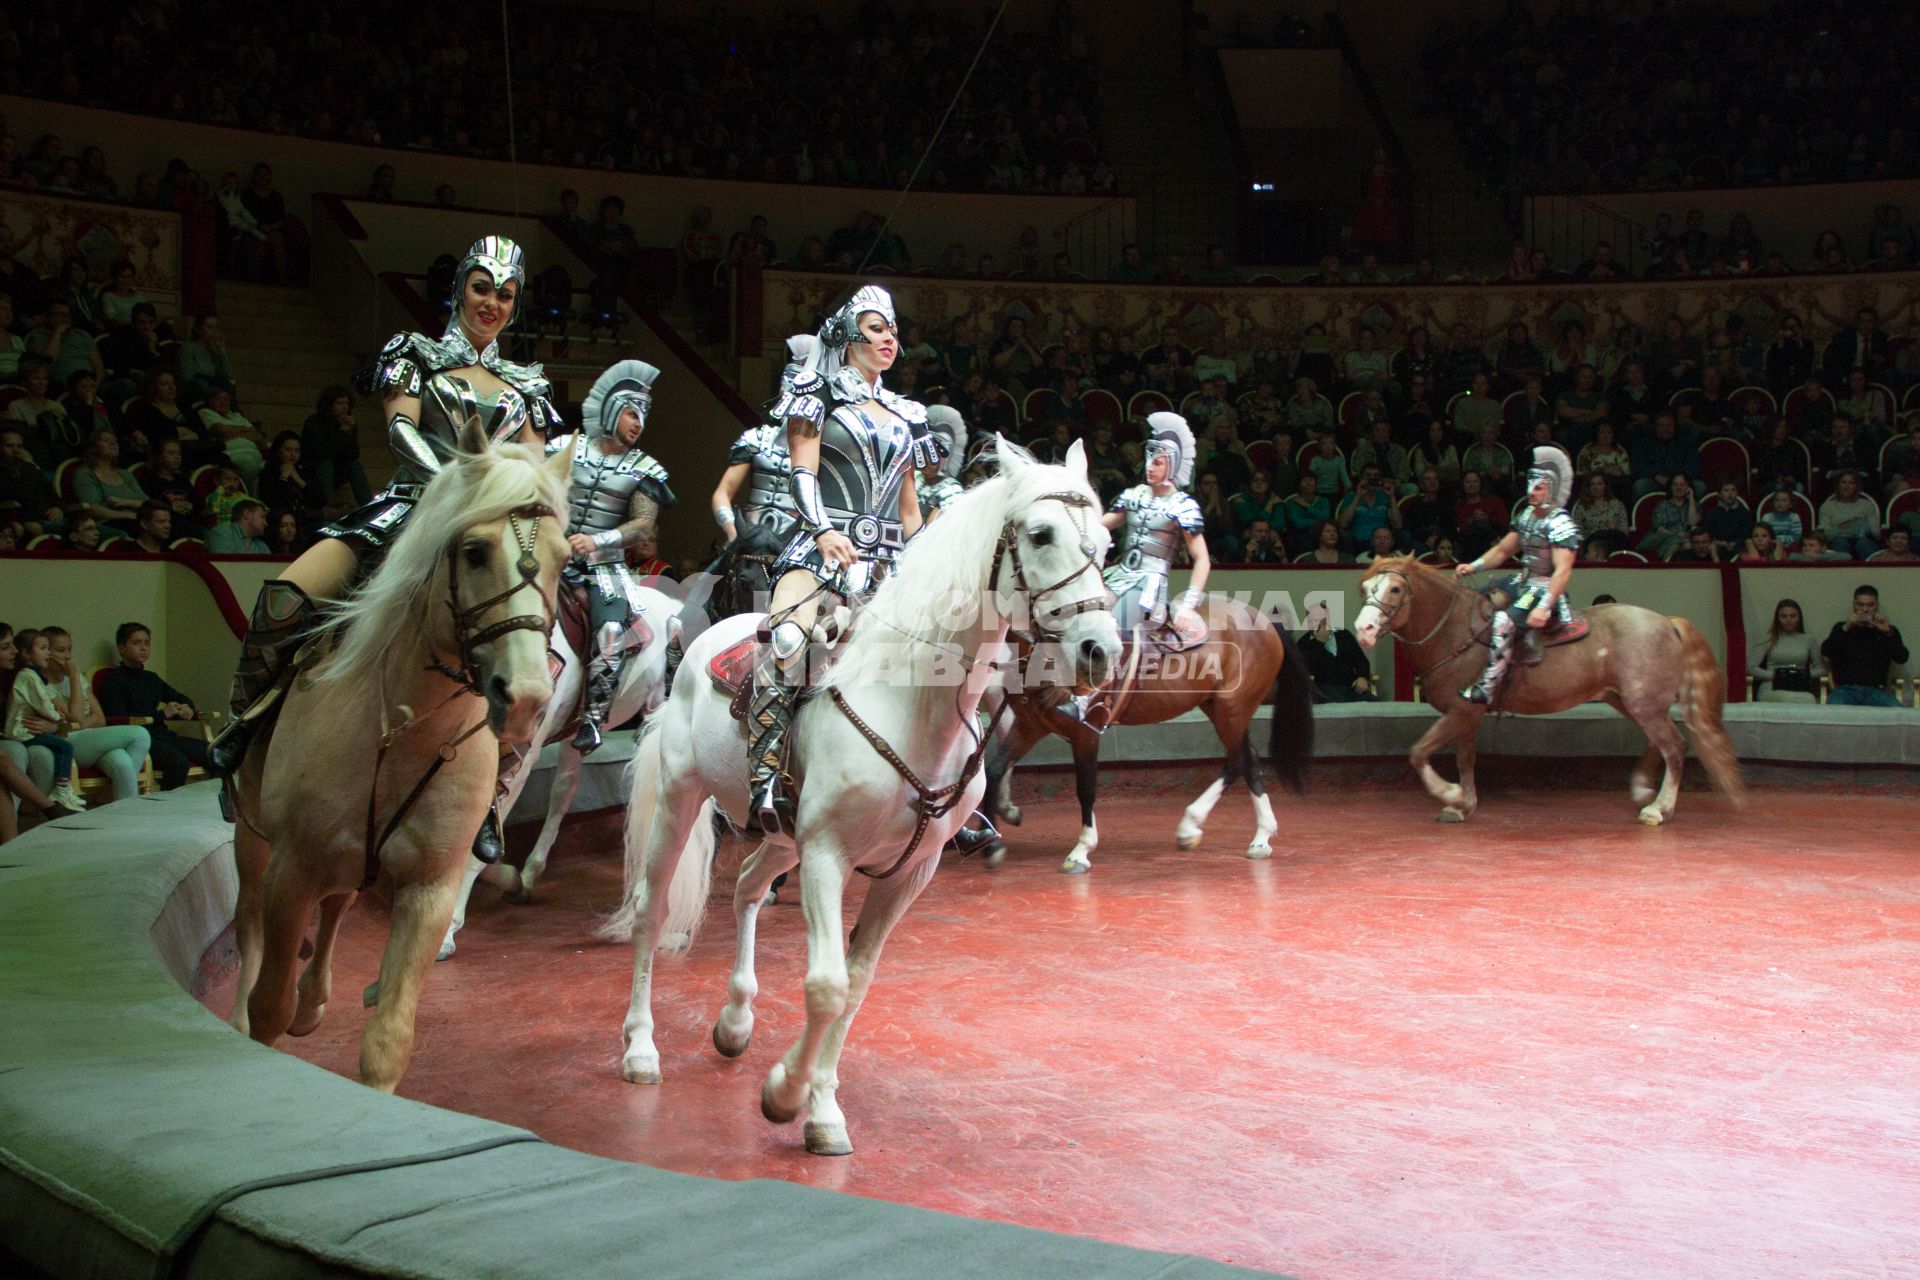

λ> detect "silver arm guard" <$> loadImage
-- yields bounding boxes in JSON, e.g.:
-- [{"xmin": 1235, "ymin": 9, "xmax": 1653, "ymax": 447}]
[
  {"xmin": 791, "ymin": 466, "xmax": 831, "ymax": 536},
  {"xmin": 714, "ymin": 503, "xmax": 736, "ymax": 529},
  {"xmin": 1179, "ymin": 587, "xmax": 1204, "ymax": 611},
  {"xmin": 387, "ymin": 412, "xmax": 442, "ymax": 477},
  {"xmin": 591, "ymin": 528, "xmax": 624, "ymax": 550}
]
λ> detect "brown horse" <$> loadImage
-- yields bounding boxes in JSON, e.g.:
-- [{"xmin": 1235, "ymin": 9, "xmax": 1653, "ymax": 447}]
[
  {"xmin": 984, "ymin": 593, "xmax": 1314, "ymax": 872},
  {"xmin": 1351, "ymin": 556, "xmax": 1745, "ymax": 824}
]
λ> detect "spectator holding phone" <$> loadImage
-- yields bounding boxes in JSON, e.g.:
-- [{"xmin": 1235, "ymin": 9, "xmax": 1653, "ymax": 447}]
[{"xmin": 1821, "ymin": 585, "xmax": 1908, "ymax": 706}]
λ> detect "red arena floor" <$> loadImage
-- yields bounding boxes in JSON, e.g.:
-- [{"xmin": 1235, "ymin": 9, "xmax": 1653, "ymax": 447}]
[{"xmin": 201, "ymin": 778, "xmax": 1920, "ymax": 1280}]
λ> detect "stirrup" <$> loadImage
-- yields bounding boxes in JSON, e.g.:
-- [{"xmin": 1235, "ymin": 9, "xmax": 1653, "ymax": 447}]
[
  {"xmin": 571, "ymin": 715, "xmax": 604, "ymax": 755},
  {"xmin": 950, "ymin": 815, "xmax": 1002, "ymax": 855},
  {"xmin": 472, "ymin": 806, "xmax": 505, "ymax": 865}
]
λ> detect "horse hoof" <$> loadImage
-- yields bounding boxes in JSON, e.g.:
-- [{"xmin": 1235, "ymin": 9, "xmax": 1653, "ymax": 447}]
[
  {"xmin": 1438, "ymin": 785, "xmax": 1464, "ymax": 807},
  {"xmin": 713, "ymin": 1017, "xmax": 753, "ymax": 1059},
  {"xmin": 1630, "ymin": 782, "xmax": 1656, "ymax": 805},
  {"xmin": 621, "ymin": 1054, "xmax": 663, "ymax": 1085},
  {"xmin": 1437, "ymin": 808, "xmax": 1467, "ymax": 824},
  {"xmin": 760, "ymin": 1070, "xmax": 803, "ymax": 1124},
  {"xmin": 1245, "ymin": 843, "xmax": 1273, "ymax": 860},
  {"xmin": 435, "ymin": 936, "xmax": 457, "ymax": 962},
  {"xmin": 804, "ymin": 1120, "xmax": 853, "ymax": 1157},
  {"xmin": 286, "ymin": 1002, "xmax": 326, "ymax": 1037},
  {"xmin": 1638, "ymin": 807, "xmax": 1666, "ymax": 826},
  {"xmin": 982, "ymin": 839, "xmax": 1007, "ymax": 868},
  {"xmin": 361, "ymin": 978, "xmax": 381, "ymax": 1008},
  {"xmin": 1002, "ymin": 805, "xmax": 1023, "ymax": 827},
  {"xmin": 1175, "ymin": 832, "xmax": 1202, "ymax": 851},
  {"xmin": 1060, "ymin": 856, "xmax": 1090, "ymax": 875},
  {"xmin": 503, "ymin": 882, "xmax": 534, "ymax": 906}
]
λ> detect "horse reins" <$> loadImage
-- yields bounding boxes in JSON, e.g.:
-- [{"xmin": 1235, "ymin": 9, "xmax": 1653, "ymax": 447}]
[
  {"xmin": 361, "ymin": 505, "xmax": 555, "ymax": 889},
  {"xmin": 1365, "ymin": 568, "xmax": 1492, "ymax": 681}
]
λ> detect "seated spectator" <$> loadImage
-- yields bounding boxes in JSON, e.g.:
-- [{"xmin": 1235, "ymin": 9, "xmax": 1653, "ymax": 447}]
[
  {"xmin": 302, "ymin": 385, "xmax": 372, "ymax": 509},
  {"xmin": 177, "ymin": 315, "xmax": 237, "ymax": 403},
  {"xmin": 1280, "ymin": 473, "xmax": 1332, "ymax": 553},
  {"xmin": 1285, "ymin": 377, "xmax": 1334, "ymax": 437},
  {"xmin": 1451, "ymin": 371, "xmax": 1503, "ymax": 440},
  {"xmin": 1296, "ymin": 519, "xmax": 1349, "ymax": 564},
  {"xmin": 204, "ymin": 463, "xmax": 250, "ymax": 526},
  {"xmin": 139, "ymin": 438, "xmax": 202, "ymax": 525},
  {"xmin": 95, "ymin": 261, "xmax": 150, "ymax": 331},
  {"xmin": 1350, "ymin": 388, "xmax": 1393, "ymax": 440},
  {"xmin": 1703, "ymin": 481, "xmax": 1751, "ymax": 557},
  {"xmin": 0, "ymin": 426, "xmax": 63, "ymax": 540},
  {"xmin": 1341, "ymin": 327, "xmax": 1389, "ymax": 392},
  {"xmin": 1821, "ymin": 585, "xmax": 1908, "ymax": 707},
  {"xmin": 0, "ymin": 226, "xmax": 42, "ymax": 314},
  {"xmin": 1748, "ymin": 599, "xmax": 1823, "ymax": 703},
  {"xmin": 239, "ymin": 164, "xmax": 290, "ymax": 283},
  {"xmin": 1349, "ymin": 418, "xmax": 1412, "ymax": 496},
  {"xmin": 1304, "ymin": 432, "xmax": 1352, "ymax": 498},
  {"xmin": 1789, "ymin": 530, "xmax": 1848, "ymax": 562},
  {"xmin": 1554, "ymin": 364, "xmax": 1609, "ymax": 438},
  {"xmin": 1264, "ymin": 431, "xmax": 1300, "ymax": 496},
  {"xmin": 1185, "ymin": 377, "xmax": 1233, "ymax": 434},
  {"xmin": 987, "ymin": 316, "xmax": 1043, "ymax": 398},
  {"xmin": 1571, "ymin": 473, "xmax": 1627, "ymax": 540},
  {"xmin": 72, "ymin": 429, "xmax": 146, "ymax": 531},
  {"xmin": 1869, "ymin": 528, "xmax": 1919, "ymax": 563},
  {"xmin": 1493, "ymin": 322, "xmax": 1544, "ymax": 391},
  {"xmin": 1789, "ymin": 372, "xmax": 1835, "ymax": 440},
  {"xmin": 7, "ymin": 358, "xmax": 74, "ymax": 467},
  {"xmin": 1299, "ymin": 604, "xmax": 1375, "ymax": 702},
  {"xmin": 1609, "ymin": 361, "xmax": 1658, "ymax": 433},
  {"xmin": 63, "ymin": 515, "xmax": 101, "ymax": 551},
  {"xmin": 265, "ymin": 508, "xmax": 302, "ymax": 556},
  {"xmin": 1201, "ymin": 420, "xmax": 1251, "ymax": 493},
  {"xmin": 197, "ymin": 387, "xmax": 267, "ymax": 484},
  {"xmin": 1192, "ymin": 472, "xmax": 1239, "ymax": 558},
  {"xmin": 96, "ymin": 621, "xmax": 207, "ymax": 790},
  {"xmin": 1461, "ymin": 421, "xmax": 1515, "ymax": 498},
  {"xmin": 1817, "ymin": 472, "xmax": 1881, "ymax": 559},
  {"xmin": 36, "ymin": 626, "xmax": 151, "ymax": 802},
  {"xmin": 1815, "ymin": 417, "xmax": 1875, "ymax": 492},
  {"xmin": 1453, "ymin": 470, "xmax": 1508, "ymax": 553},
  {"xmin": 1669, "ymin": 525, "xmax": 1727, "ymax": 563},
  {"xmin": 1630, "ymin": 412, "xmax": 1700, "ymax": 501},
  {"xmin": 1082, "ymin": 422, "xmax": 1129, "ymax": 503},
  {"xmin": 1403, "ymin": 468, "xmax": 1455, "ymax": 551},
  {"xmin": 1753, "ymin": 419, "xmax": 1807, "ymax": 494},
  {"xmin": 132, "ymin": 501, "xmax": 172, "ymax": 553},
  {"xmin": 1429, "ymin": 536, "xmax": 1459, "ymax": 564},
  {"xmin": 1229, "ymin": 470, "xmax": 1284, "ymax": 535},
  {"xmin": 1337, "ymin": 465, "xmax": 1402, "ymax": 550},
  {"xmin": 0, "ymin": 292, "xmax": 25, "ymax": 379},
  {"xmin": 61, "ymin": 371, "xmax": 113, "ymax": 452},
  {"xmin": 98, "ymin": 303, "xmax": 167, "ymax": 404},
  {"xmin": 1883, "ymin": 417, "xmax": 1920, "ymax": 498},
  {"xmin": 1638, "ymin": 473, "xmax": 1699, "ymax": 559},
  {"xmin": 1739, "ymin": 523, "xmax": 1787, "ymax": 563},
  {"xmin": 46, "ymin": 258, "xmax": 104, "ymax": 335},
  {"xmin": 1238, "ymin": 378, "xmax": 1284, "ymax": 438},
  {"xmin": 1356, "ymin": 525, "xmax": 1400, "ymax": 564},
  {"xmin": 1239, "ymin": 518, "xmax": 1284, "ymax": 563},
  {"xmin": 3, "ymin": 629, "xmax": 86, "ymax": 813},
  {"xmin": 1193, "ymin": 335, "xmax": 1240, "ymax": 387},
  {"xmin": 206, "ymin": 500, "xmax": 270, "ymax": 554},
  {"xmin": 1409, "ymin": 418, "xmax": 1461, "ymax": 493}
]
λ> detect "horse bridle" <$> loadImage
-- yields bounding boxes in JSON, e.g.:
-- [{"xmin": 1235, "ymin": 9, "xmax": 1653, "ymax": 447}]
[
  {"xmin": 440, "ymin": 504, "xmax": 559, "ymax": 691},
  {"xmin": 1363, "ymin": 568, "xmax": 1464, "ymax": 650},
  {"xmin": 988, "ymin": 489, "xmax": 1114, "ymax": 642}
]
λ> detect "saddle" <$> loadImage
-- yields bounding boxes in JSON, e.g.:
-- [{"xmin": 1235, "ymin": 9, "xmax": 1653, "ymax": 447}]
[
  {"xmin": 709, "ymin": 605, "xmax": 855, "ymax": 722},
  {"xmin": 1514, "ymin": 615, "xmax": 1591, "ymax": 667},
  {"xmin": 546, "ymin": 584, "xmax": 654, "ymax": 743}
]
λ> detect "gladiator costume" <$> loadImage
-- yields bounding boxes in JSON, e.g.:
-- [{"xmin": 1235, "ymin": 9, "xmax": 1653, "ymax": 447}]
[
  {"xmin": 917, "ymin": 404, "xmax": 967, "ymax": 520},
  {"xmin": 1463, "ymin": 445, "xmax": 1579, "ymax": 704}
]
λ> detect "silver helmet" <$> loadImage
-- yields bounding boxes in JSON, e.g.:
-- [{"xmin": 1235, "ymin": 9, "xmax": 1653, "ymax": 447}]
[
  {"xmin": 818, "ymin": 284, "xmax": 897, "ymax": 350},
  {"xmin": 1144, "ymin": 411, "xmax": 1197, "ymax": 488},
  {"xmin": 1526, "ymin": 445, "xmax": 1574, "ymax": 508},
  {"xmin": 455, "ymin": 235, "xmax": 527, "ymax": 292},
  {"xmin": 924, "ymin": 405, "xmax": 967, "ymax": 480},
  {"xmin": 582, "ymin": 359, "xmax": 659, "ymax": 438}
]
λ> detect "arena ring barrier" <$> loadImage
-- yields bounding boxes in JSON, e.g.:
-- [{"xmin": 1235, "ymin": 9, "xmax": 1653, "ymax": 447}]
[{"xmin": 0, "ymin": 785, "xmax": 1264, "ymax": 1280}]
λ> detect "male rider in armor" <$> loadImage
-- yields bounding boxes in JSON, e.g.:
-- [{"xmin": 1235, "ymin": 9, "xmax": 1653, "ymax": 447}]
[
  {"xmin": 712, "ymin": 334, "xmax": 804, "ymax": 546},
  {"xmin": 553, "ymin": 360, "xmax": 673, "ymax": 753},
  {"xmin": 748, "ymin": 285, "xmax": 937, "ymax": 833},
  {"xmin": 1456, "ymin": 445, "xmax": 1578, "ymax": 704},
  {"xmin": 917, "ymin": 405, "xmax": 967, "ymax": 520}
]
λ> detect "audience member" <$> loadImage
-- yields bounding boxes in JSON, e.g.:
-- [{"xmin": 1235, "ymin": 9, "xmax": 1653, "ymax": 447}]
[
  {"xmin": 72, "ymin": 429, "xmax": 146, "ymax": 530},
  {"xmin": 1821, "ymin": 585, "xmax": 1908, "ymax": 706},
  {"xmin": 37, "ymin": 627, "xmax": 151, "ymax": 801},
  {"xmin": 207, "ymin": 500, "xmax": 270, "ymax": 553},
  {"xmin": 1817, "ymin": 472, "xmax": 1881, "ymax": 559},
  {"xmin": 97, "ymin": 622, "xmax": 208, "ymax": 790},
  {"xmin": 132, "ymin": 501, "xmax": 173, "ymax": 553},
  {"xmin": 1748, "ymin": 599, "xmax": 1823, "ymax": 702},
  {"xmin": 2, "ymin": 628, "xmax": 86, "ymax": 812},
  {"xmin": 1789, "ymin": 530, "xmax": 1848, "ymax": 562},
  {"xmin": 1870, "ymin": 528, "xmax": 1919, "ymax": 563},
  {"xmin": 27, "ymin": 300, "xmax": 103, "ymax": 387},
  {"xmin": 301, "ymin": 385, "xmax": 371, "ymax": 509},
  {"xmin": 1299, "ymin": 604, "xmax": 1376, "ymax": 702},
  {"xmin": 0, "ymin": 426, "xmax": 63, "ymax": 539}
]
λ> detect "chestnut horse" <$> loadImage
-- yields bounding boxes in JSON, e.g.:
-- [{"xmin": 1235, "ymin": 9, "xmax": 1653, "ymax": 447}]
[
  {"xmin": 983, "ymin": 596, "xmax": 1315, "ymax": 873},
  {"xmin": 1352, "ymin": 556, "xmax": 1744, "ymax": 824}
]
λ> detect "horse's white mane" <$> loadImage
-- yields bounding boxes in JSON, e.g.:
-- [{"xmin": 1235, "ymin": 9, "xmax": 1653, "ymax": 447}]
[
  {"xmin": 315, "ymin": 441, "xmax": 569, "ymax": 691},
  {"xmin": 824, "ymin": 454, "xmax": 1100, "ymax": 688}
]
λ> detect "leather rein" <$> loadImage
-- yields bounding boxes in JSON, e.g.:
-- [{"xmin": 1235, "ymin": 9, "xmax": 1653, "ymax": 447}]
[
  {"xmin": 838, "ymin": 489, "xmax": 1108, "ymax": 879},
  {"xmin": 360, "ymin": 505, "xmax": 556, "ymax": 889},
  {"xmin": 1364, "ymin": 568, "xmax": 1491, "ymax": 680}
]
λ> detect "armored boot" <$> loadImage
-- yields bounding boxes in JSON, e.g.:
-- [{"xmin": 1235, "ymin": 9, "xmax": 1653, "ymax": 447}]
[
  {"xmin": 949, "ymin": 812, "xmax": 1002, "ymax": 855},
  {"xmin": 209, "ymin": 581, "xmax": 320, "ymax": 779},
  {"xmin": 1055, "ymin": 690, "xmax": 1109, "ymax": 732},
  {"xmin": 473, "ymin": 748, "xmax": 530, "ymax": 865},
  {"xmin": 1461, "ymin": 613, "xmax": 1517, "ymax": 706},
  {"xmin": 573, "ymin": 620, "xmax": 624, "ymax": 755},
  {"xmin": 748, "ymin": 617, "xmax": 808, "ymax": 835}
]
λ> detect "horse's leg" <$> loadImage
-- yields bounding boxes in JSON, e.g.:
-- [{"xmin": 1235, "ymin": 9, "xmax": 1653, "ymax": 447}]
[
  {"xmin": 1408, "ymin": 705, "xmax": 1483, "ymax": 821},
  {"xmin": 1060, "ymin": 727, "xmax": 1101, "ymax": 874},
  {"xmin": 987, "ymin": 716, "xmax": 1044, "ymax": 829},
  {"xmin": 801, "ymin": 854, "xmax": 940, "ymax": 1157},
  {"xmin": 360, "ymin": 874, "xmax": 460, "ymax": 1092},
  {"xmin": 1626, "ymin": 701, "xmax": 1688, "ymax": 826},
  {"xmin": 229, "ymin": 822, "xmax": 271, "ymax": 1036},
  {"xmin": 245, "ymin": 852, "xmax": 320, "ymax": 1045},
  {"xmin": 760, "ymin": 841, "xmax": 851, "ymax": 1126},
  {"xmin": 1452, "ymin": 725, "xmax": 1482, "ymax": 820},
  {"xmin": 1176, "ymin": 698, "xmax": 1248, "ymax": 853},
  {"xmin": 508, "ymin": 748, "xmax": 583, "ymax": 905},
  {"xmin": 438, "ymin": 854, "xmax": 502, "ymax": 963},
  {"xmin": 619, "ymin": 776, "xmax": 713, "ymax": 1085},
  {"xmin": 1236, "ymin": 734, "xmax": 1279, "ymax": 859},
  {"xmin": 288, "ymin": 890, "xmax": 357, "ymax": 1037},
  {"xmin": 714, "ymin": 838, "xmax": 799, "ymax": 1058}
]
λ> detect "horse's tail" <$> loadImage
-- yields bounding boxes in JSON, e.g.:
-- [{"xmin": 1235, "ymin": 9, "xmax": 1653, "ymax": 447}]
[
  {"xmin": 1670, "ymin": 615, "xmax": 1747, "ymax": 806},
  {"xmin": 1266, "ymin": 622, "xmax": 1314, "ymax": 794},
  {"xmin": 598, "ymin": 723, "xmax": 718, "ymax": 946}
]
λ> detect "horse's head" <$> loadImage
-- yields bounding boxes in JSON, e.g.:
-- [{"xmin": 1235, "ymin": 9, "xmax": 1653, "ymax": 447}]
[
  {"xmin": 440, "ymin": 421, "xmax": 574, "ymax": 742},
  {"xmin": 997, "ymin": 436, "xmax": 1122, "ymax": 689},
  {"xmin": 1353, "ymin": 555, "xmax": 1432, "ymax": 649}
]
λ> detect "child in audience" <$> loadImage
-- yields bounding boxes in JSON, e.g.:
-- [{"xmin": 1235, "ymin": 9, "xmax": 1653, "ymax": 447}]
[
  {"xmin": 205, "ymin": 463, "xmax": 249, "ymax": 525},
  {"xmin": 1756, "ymin": 489, "xmax": 1803, "ymax": 550},
  {"xmin": 3, "ymin": 629, "xmax": 85, "ymax": 811}
]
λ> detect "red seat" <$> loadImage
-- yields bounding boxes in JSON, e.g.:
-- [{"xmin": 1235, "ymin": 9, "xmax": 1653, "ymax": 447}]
[
  {"xmin": 1630, "ymin": 492, "xmax": 1663, "ymax": 539},
  {"xmin": 1020, "ymin": 388, "xmax": 1051, "ymax": 424},
  {"xmin": 1127, "ymin": 391, "xmax": 1172, "ymax": 419},
  {"xmin": 1608, "ymin": 549, "xmax": 1649, "ymax": 563},
  {"xmin": 1699, "ymin": 438, "xmax": 1752, "ymax": 494},
  {"xmin": 1730, "ymin": 385, "xmax": 1777, "ymax": 413},
  {"xmin": 54, "ymin": 459, "xmax": 82, "ymax": 504},
  {"xmin": 1081, "ymin": 388, "xmax": 1122, "ymax": 427},
  {"xmin": 1245, "ymin": 441, "xmax": 1280, "ymax": 472},
  {"xmin": 1887, "ymin": 488, "xmax": 1919, "ymax": 529},
  {"xmin": 1783, "ymin": 385, "xmax": 1834, "ymax": 420},
  {"xmin": 191, "ymin": 465, "xmax": 219, "ymax": 498},
  {"xmin": 1337, "ymin": 391, "xmax": 1365, "ymax": 430}
]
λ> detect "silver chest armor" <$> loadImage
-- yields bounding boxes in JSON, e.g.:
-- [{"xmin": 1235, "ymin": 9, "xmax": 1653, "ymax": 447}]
[
  {"xmin": 1116, "ymin": 486, "xmax": 1204, "ymax": 574},
  {"xmin": 369, "ymin": 329, "xmax": 563, "ymax": 487},
  {"xmin": 1513, "ymin": 505, "xmax": 1581, "ymax": 581},
  {"xmin": 814, "ymin": 403, "xmax": 919, "ymax": 558},
  {"xmin": 731, "ymin": 425, "xmax": 795, "ymax": 531},
  {"xmin": 919, "ymin": 475, "xmax": 964, "ymax": 520},
  {"xmin": 557, "ymin": 437, "xmax": 673, "ymax": 565}
]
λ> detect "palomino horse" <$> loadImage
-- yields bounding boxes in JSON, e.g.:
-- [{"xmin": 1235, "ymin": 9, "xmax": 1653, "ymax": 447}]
[
  {"xmin": 603, "ymin": 438, "xmax": 1120, "ymax": 1156},
  {"xmin": 1352, "ymin": 556, "xmax": 1745, "ymax": 824},
  {"xmin": 229, "ymin": 423, "xmax": 572, "ymax": 1092},
  {"xmin": 440, "ymin": 579, "xmax": 685, "ymax": 960},
  {"xmin": 983, "ymin": 605, "xmax": 1315, "ymax": 873}
]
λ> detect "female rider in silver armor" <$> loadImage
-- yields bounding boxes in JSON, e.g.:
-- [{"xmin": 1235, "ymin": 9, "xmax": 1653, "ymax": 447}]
[
  {"xmin": 210, "ymin": 236, "xmax": 560, "ymax": 861},
  {"xmin": 748, "ymin": 285, "xmax": 938, "ymax": 832}
]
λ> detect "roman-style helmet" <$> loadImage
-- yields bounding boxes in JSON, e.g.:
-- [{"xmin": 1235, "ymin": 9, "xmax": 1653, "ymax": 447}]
[
  {"xmin": 818, "ymin": 284, "xmax": 897, "ymax": 350},
  {"xmin": 1527, "ymin": 445, "xmax": 1574, "ymax": 507},
  {"xmin": 924, "ymin": 405, "xmax": 967, "ymax": 479},
  {"xmin": 455, "ymin": 235, "xmax": 526, "ymax": 291},
  {"xmin": 582, "ymin": 360, "xmax": 659, "ymax": 438},
  {"xmin": 1144, "ymin": 411, "xmax": 1197, "ymax": 488}
]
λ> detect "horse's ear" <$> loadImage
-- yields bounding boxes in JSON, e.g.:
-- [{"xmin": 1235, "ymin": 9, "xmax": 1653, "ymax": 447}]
[
  {"xmin": 457, "ymin": 414, "xmax": 488, "ymax": 457},
  {"xmin": 1063, "ymin": 438, "xmax": 1089, "ymax": 486},
  {"xmin": 545, "ymin": 438, "xmax": 573, "ymax": 486},
  {"xmin": 995, "ymin": 431, "xmax": 1026, "ymax": 474}
]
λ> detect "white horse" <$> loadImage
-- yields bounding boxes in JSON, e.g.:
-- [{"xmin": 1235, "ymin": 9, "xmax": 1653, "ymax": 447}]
[
  {"xmin": 604, "ymin": 439, "xmax": 1121, "ymax": 1156},
  {"xmin": 440, "ymin": 582, "xmax": 685, "ymax": 961}
]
